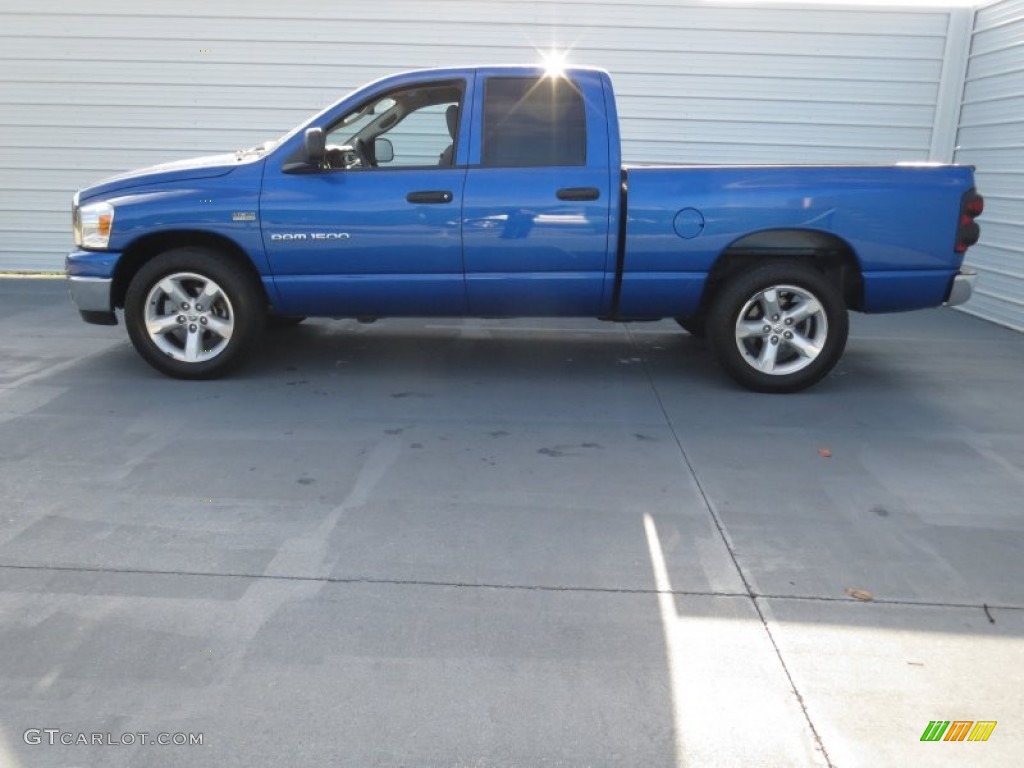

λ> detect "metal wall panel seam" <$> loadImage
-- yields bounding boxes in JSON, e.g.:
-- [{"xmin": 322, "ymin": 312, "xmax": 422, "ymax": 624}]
[{"xmin": 931, "ymin": 8, "xmax": 975, "ymax": 161}]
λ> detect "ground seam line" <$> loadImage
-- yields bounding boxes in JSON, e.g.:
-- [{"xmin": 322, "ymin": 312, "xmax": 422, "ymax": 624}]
[
  {"xmin": 625, "ymin": 325, "xmax": 836, "ymax": 768},
  {"xmin": 0, "ymin": 563, "xmax": 1019, "ymax": 611}
]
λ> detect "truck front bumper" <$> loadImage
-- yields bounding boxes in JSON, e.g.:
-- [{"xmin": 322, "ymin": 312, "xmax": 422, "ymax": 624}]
[
  {"xmin": 66, "ymin": 249, "xmax": 120, "ymax": 325},
  {"xmin": 945, "ymin": 268, "xmax": 977, "ymax": 307},
  {"xmin": 68, "ymin": 276, "xmax": 117, "ymax": 325}
]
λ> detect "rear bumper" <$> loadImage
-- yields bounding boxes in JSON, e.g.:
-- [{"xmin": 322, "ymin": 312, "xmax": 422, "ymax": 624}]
[{"xmin": 945, "ymin": 268, "xmax": 977, "ymax": 307}]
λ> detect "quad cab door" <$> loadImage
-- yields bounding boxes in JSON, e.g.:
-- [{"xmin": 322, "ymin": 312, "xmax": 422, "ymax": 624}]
[
  {"xmin": 260, "ymin": 77, "xmax": 471, "ymax": 317},
  {"xmin": 461, "ymin": 70, "xmax": 614, "ymax": 316}
]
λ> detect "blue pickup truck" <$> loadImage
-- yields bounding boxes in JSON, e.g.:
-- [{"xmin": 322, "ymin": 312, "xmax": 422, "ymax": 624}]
[{"xmin": 66, "ymin": 65, "xmax": 983, "ymax": 392}]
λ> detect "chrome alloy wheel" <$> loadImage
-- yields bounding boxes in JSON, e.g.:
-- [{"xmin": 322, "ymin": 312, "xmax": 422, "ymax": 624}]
[
  {"xmin": 734, "ymin": 284, "xmax": 828, "ymax": 376},
  {"xmin": 143, "ymin": 272, "xmax": 235, "ymax": 363}
]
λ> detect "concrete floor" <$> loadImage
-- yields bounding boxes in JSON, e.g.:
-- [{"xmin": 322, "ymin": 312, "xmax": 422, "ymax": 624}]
[{"xmin": 0, "ymin": 277, "xmax": 1022, "ymax": 767}]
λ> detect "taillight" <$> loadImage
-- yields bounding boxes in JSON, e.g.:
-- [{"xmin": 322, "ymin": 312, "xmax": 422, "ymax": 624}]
[{"xmin": 955, "ymin": 189, "xmax": 983, "ymax": 254}]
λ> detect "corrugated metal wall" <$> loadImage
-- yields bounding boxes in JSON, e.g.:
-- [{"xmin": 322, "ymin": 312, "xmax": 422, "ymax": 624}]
[
  {"xmin": 0, "ymin": 0, "xmax": 962, "ymax": 271},
  {"xmin": 955, "ymin": 0, "xmax": 1024, "ymax": 332}
]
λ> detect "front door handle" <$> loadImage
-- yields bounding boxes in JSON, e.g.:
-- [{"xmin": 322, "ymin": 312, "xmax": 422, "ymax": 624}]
[
  {"xmin": 406, "ymin": 190, "xmax": 453, "ymax": 204},
  {"xmin": 556, "ymin": 187, "xmax": 600, "ymax": 201}
]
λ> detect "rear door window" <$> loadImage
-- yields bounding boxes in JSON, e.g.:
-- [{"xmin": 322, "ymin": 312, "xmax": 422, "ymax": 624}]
[{"xmin": 481, "ymin": 77, "xmax": 586, "ymax": 168}]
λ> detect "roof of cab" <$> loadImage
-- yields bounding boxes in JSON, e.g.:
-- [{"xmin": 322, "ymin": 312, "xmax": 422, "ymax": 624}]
[{"xmin": 370, "ymin": 64, "xmax": 610, "ymax": 84}]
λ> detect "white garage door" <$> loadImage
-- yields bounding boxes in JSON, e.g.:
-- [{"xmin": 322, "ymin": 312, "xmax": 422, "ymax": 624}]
[
  {"xmin": 0, "ymin": 0, "xmax": 960, "ymax": 271},
  {"xmin": 955, "ymin": 0, "xmax": 1024, "ymax": 332}
]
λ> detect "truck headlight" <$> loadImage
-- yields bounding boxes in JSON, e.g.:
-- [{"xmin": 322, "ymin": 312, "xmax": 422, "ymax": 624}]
[{"xmin": 74, "ymin": 201, "xmax": 115, "ymax": 249}]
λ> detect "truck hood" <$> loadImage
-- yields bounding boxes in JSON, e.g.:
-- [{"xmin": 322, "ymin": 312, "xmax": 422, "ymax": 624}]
[{"xmin": 76, "ymin": 153, "xmax": 251, "ymax": 201}]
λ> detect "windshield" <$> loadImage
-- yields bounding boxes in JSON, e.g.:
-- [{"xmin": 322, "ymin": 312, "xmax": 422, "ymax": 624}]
[{"xmin": 246, "ymin": 85, "xmax": 364, "ymax": 156}]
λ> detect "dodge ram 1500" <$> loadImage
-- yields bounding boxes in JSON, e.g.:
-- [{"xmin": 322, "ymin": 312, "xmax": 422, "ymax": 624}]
[{"xmin": 66, "ymin": 65, "xmax": 983, "ymax": 392}]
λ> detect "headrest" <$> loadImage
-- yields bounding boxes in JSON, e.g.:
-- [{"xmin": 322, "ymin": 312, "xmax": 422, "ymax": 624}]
[{"xmin": 445, "ymin": 104, "xmax": 459, "ymax": 140}]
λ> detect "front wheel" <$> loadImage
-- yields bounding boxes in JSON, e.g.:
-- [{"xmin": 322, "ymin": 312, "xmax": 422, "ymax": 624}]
[
  {"xmin": 124, "ymin": 248, "xmax": 265, "ymax": 379},
  {"xmin": 707, "ymin": 262, "xmax": 848, "ymax": 393}
]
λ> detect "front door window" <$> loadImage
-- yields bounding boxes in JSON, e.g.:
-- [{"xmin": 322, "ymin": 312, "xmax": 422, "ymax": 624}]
[{"xmin": 326, "ymin": 82, "xmax": 463, "ymax": 169}]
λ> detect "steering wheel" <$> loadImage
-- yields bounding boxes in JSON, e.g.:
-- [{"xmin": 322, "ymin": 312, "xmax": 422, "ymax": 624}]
[{"xmin": 324, "ymin": 145, "xmax": 347, "ymax": 170}]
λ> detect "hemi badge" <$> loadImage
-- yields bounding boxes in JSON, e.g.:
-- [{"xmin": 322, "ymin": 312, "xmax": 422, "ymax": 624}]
[{"xmin": 232, "ymin": 212, "xmax": 257, "ymax": 222}]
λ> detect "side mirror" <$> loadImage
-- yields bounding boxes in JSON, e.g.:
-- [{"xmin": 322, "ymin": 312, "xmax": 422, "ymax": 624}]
[
  {"xmin": 374, "ymin": 137, "xmax": 394, "ymax": 164},
  {"xmin": 303, "ymin": 127, "xmax": 326, "ymax": 167}
]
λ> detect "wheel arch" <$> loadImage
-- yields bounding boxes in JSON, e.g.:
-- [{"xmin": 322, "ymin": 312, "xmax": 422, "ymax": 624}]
[
  {"xmin": 694, "ymin": 228, "xmax": 863, "ymax": 319},
  {"xmin": 112, "ymin": 230, "xmax": 268, "ymax": 309}
]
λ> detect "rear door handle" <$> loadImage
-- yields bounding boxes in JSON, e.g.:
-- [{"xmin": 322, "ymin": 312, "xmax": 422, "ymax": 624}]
[
  {"xmin": 406, "ymin": 190, "xmax": 453, "ymax": 204},
  {"xmin": 556, "ymin": 187, "xmax": 600, "ymax": 201}
]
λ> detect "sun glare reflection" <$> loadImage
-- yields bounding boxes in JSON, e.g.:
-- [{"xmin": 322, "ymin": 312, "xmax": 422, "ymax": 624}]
[{"xmin": 540, "ymin": 49, "xmax": 569, "ymax": 77}]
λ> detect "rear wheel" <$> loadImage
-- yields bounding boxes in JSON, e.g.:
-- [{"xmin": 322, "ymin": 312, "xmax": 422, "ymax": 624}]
[
  {"xmin": 707, "ymin": 262, "xmax": 848, "ymax": 393},
  {"xmin": 124, "ymin": 248, "xmax": 265, "ymax": 379}
]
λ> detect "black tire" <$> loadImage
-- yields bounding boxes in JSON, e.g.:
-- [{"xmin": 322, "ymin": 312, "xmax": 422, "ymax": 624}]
[
  {"xmin": 124, "ymin": 247, "xmax": 266, "ymax": 379},
  {"xmin": 707, "ymin": 262, "xmax": 848, "ymax": 393},
  {"xmin": 675, "ymin": 315, "xmax": 706, "ymax": 337},
  {"xmin": 266, "ymin": 313, "xmax": 307, "ymax": 330}
]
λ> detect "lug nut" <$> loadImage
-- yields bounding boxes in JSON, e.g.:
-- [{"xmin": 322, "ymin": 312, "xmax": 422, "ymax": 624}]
[
  {"xmin": 785, "ymin": 318, "xmax": 793, "ymax": 325},
  {"xmin": 763, "ymin": 325, "xmax": 771, "ymax": 333},
  {"xmin": 181, "ymin": 302, "xmax": 190, "ymax": 310},
  {"xmin": 176, "ymin": 315, "xmax": 186, "ymax": 324},
  {"xmin": 200, "ymin": 317, "xmax": 208, "ymax": 326},
  {"xmin": 195, "ymin": 304, "xmax": 203, "ymax": 311},
  {"xmin": 772, "ymin": 314, "xmax": 780, "ymax": 321},
  {"xmin": 771, "ymin": 336, "xmax": 779, "ymax": 345},
  {"xmin": 784, "ymin": 331, "xmax": 793, "ymax": 339},
  {"xmin": 189, "ymin": 324, "xmax": 197, "ymax": 333}
]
